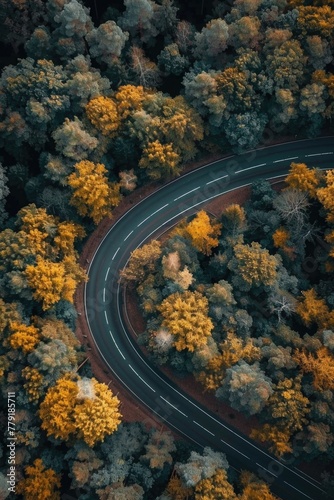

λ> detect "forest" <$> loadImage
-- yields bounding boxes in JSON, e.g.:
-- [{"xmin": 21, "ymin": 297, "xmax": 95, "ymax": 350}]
[{"xmin": 0, "ymin": 0, "xmax": 333, "ymax": 498}]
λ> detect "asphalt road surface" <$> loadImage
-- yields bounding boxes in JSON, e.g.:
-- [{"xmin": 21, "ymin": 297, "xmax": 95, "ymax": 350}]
[{"xmin": 85, "ymin": 137, "xmax": 334, "ymax": 500}]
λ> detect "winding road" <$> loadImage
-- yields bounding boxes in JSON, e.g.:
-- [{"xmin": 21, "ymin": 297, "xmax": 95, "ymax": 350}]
[{"xmin": 85, "ymin": 138, "xmax": 333, "ymax": 500}]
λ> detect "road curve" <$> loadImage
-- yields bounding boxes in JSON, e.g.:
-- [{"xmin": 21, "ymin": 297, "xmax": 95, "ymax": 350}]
[{"xmin": 85, "ymin": 138, "xmax": 333, "ymax": 500}]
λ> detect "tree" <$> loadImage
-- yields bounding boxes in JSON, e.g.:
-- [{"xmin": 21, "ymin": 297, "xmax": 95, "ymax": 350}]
[
  {"xmin": 22, "ymin": 366, "xmax": 45, "ymax": 403},
  {"xmin": 24, "ymin": 256, "xmax": 85, "ymax": 310},
  {"xmin": 221, "ymin": 204, "xmax": 247, "ymax": 239},
  {"xmin": 176, "ymin": 447, "xmax": 229, "ymax": 488},
  {"xmin": 165, "ymin": 470, "xmax": 193, "ymax": 500},
  {"xmin": 228, "ymin": 15, "xmax": 261, "ymax": 50},
  {"xmin": 266, "ymin": 40, "xmax": 307, "ymax": 91},
  {"xmin": 86, "ymin": 21, "xmax": 129, "ymax": 66},
  {"xmin": 183, "ymin": 211, "xmax": 222, "ymax": 256},
  {"xmin": 120, "ymin": 240, "xmax": 161, "ymax": 283},
  {"xmin": 215, "ymin": 67, "xmax": 255, "ymax": 114},
  {"xmin": 231, "ymin": 242, "xmax": 278, "ymax": 288},
  {"xmin": 224, "ymin": 111, "xmax": 267, "ymax": 152},
  {"xmin": 317, "ymin": 169, "xmax": 334, "ymax": 223},
  {"xmin": 85, "ymin": 96, "xmax": 121, "ymax": 137},
  {"xmin": 273, "ymin": 188, "xmax": 309, "ymax": 226},
  {"xmin": 176, "ymin": 20, "xmax": 196, "ymax": 54},
  {"xmin": 296, "ymin": 421, "xmax": 334, "ymax": 459},
  {"xmin": 158, "ymin": 291, "xmax": 213, "ymax": 352},
  {"xmin": 139, "ymin": 140, "xmax": 180, "ymax": 179},
  {"xmin": 216, "ymin": 361, "xmax": 273, "ymax": 415},
  {"xmin": 114, "ymin": 84, "xmax": 148, "ymax": 120},
  {"xmin": 39, "ymin": 376, "xmax": 122, "ymax": 447},
  {"xmin": 141, "ymin": 430, "xmax": 176, "ymax": 469},
  {"xmin": 0, "ymin": 58, "xmax": 69, "ymax": 151},
  {"xmin": 239, "ymin": 471, "xmax": 279, "ymax": 500},
  {"xmin": 250, "ymin": 424, "xmax": 293, "ymax": 458},
  {"xmin": 194, "ymin": 468, "xmax": 237, "ymax": 500},
  {"xmin": 193, "ymin": 19, "xmax": 229, "ymax": 62},
  {"xmin": 306, "ymin": 35, "xmax": 332, "ymax": 70},
  {"xmin": 52, "ymin": 117, "xmax": 98, "ymax": 161},
  {"xmin": 130, "ymin": 46, "xmax": 161, "ymax": 88},
  {"xmin": 65, "ymin": 55, "xmax": 111, "ymax": 112},
  {"xmin": 294, "ymin": 347, "xmax": 334, "ymax": 392},
  {"xmin": 285, "ymin": 162, "xmax": 320, "ymax": 198},
  {"xmin": 119, "ymin": 0, "xmax": 157, "ymax": 44},
  {"xmin": 67, "ymin": 160, "xmax": 121, "ymax": 224},
  {"xmin": 158, "ymin": 43, "xmax": 189, "ymax": 76},
  {"xmin": 296, "ymin": 6, "xmax": 334, "ymax": 39},
  {"xmin": 296, "ymin": 288, "xmax": 332, "ymax": 330},
  {"xmin": 16, "ymin": 458, "xmax": 61, "ymax": 500},
  {"xmin": 54, "ymin": 0, "xmax": 92, "ymax": 35},
  {"xmin": 7, "ymin": 321, "xmax": 40, "ymax": 353},
  {"xmin": 266, "ymin": 376, "xmax": 310, "ymax": 433}
]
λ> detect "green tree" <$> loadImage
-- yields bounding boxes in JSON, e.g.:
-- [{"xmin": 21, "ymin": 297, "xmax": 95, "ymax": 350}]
[
  {"xmin": 176, "ymin": 447, "xmax": 229, "ymax": 488},
  {"xmin": 216, "ymin": 361, "xmax": 273, "ymax": 415}
]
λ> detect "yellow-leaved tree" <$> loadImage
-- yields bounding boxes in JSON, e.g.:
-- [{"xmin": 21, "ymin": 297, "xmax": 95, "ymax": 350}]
[
  {"xmin": 139, "ymin": 140, "xmax": 180, "ymax": 179},
  {"xmin": 239, "ymin": 471, "xmax": 279, "ymax": 500},
  {"xmin": 7, "ymin": 321, "xmax": 40, "ymax": 353},
  {"xmin": 67, "ymin": 160, "xmax": 121, "ymax": 224},
  {"xmin": 86, "ymin": 96, "xmax": 120, "ymax": 136},
  {"xmin": 194, "ymin": 468, "xmax": 237, "ymax": 500},
  {"xmin": 317, "ymin": 169, "xmax": 334, "ymax": 223},
  {"xmin": 120, "ymin": 240, "xmax": 161, "ymax": 283},
  {"xmin": 266, "ymin": 376, "xmax": 310, "ymax": 433},
  {"xmin": 250, "ymin": 424, "xmax": 293, "ymax": 458},
  {"xmin": 285, "ymin": 162, "xmax": 320, "ymax": 197},
  {"xmin": 294, "ymin": 347, "xmax": 334, "ymax": 391},
  {"xmin": 24, "ymin": 257, "xmax": 86, "ymax": 310},
  {"xmin": 39, "ymin": 376, "xmax": 122, "ymax": 447},
  {"xmin": 158, "ymin": 290, "xmax": 213, "ymax": 352},
  {"xmin": 114, "ymin": 84, "xmax": 148, "ymax": 119},
  {"xmin": 296, "ymin": 288, "xmax": 334, "ymax": 330},
  {"xmin": 16, "ymin": 458, "xmax": 61, "ymax": 500},
  {"xmin": 182, "ymin": 210, "xmax": 222, "ymax": 256},
  {"xmin": 233, "ymin": 242, "xmax": 278, "ymax": 287}
]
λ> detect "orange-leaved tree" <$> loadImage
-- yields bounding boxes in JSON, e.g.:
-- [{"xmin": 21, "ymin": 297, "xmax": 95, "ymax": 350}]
[{"xmin": 17, "ymin": 458, "xmax": 61, "ymax": 500}]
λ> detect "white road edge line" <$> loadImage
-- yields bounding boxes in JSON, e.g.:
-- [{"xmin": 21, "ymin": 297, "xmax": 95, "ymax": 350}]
[
  {"xmin": 256, "ymin": 462, "xmax": 277, "ymax": 477},
  {"xmin": 174, "ymin": 186, "xmax": 200, "ymax": 202},
  {"xmin": 193, "ymin": 420, "xmax": 215, "ymax": 436},
  {"xmin": 105, "ymin": 267, "xmax": 110, "ymax": 281},
  {"xmin": 109, "ymin": 330, "xmax": 125, "ymax": 359},
  {"xmin": 222, "ymin": 440, "xmax": 250, "ymax": 460},
  {"xmin": 128, "ymin": 364, "xmax": 155, "ymax": 392},
  {"xmin": 124, "ymin": 230, "xmax": 133, "ymax": 241},
  {"xmin": 235, "ymin": 163, "xmax": 266, "ymax": 173},
  {"xmin": 160, "ymin": 396, "xmax": 188, "ymax": 417},
  {"xmin": 206, "ymin": 174, "xmax": 228, "ymax": 185},
  {"xmin": 273, "ymin": 156, "xmax": 298, "ymax": 163},
  {"xmin": 112, "ymin": 247, "xmax": 120, "ymax": 260},
  {"xmin": 104, "ymin": 310, "xmax": 109, "ymax": 325},
  {"xmin": 137, "ymin": 203, "xmax": 169, "ymax": 227},
  {"xmin": 293, "ymin": 468, "xmax": 322, "ymax": 485},
  {"xmin": 103, "ymin": 288, "xmax": 106, "ymax": 302},
  {"xmin": 283, "ymin": 481, "xmax": 313, "ymax": 500}
]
